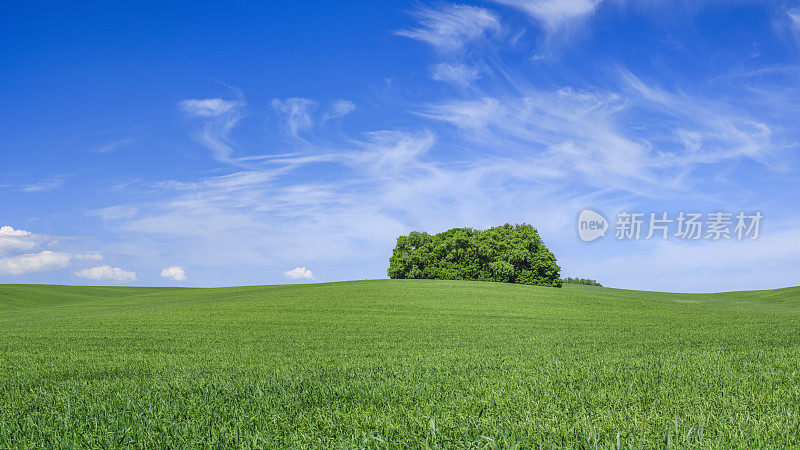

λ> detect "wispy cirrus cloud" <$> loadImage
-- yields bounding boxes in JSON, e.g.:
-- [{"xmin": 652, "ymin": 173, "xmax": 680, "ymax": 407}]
[
  {"xmin": 431, "ymin": 63, "xmax": 483, "ymax": 87},
  {"xmin": 19, "ymin": 176, "xmax": 66, "ymax": 192},
  {"xmin": 180, "ymin": 98, "xmax": 242, "ymax": 117},
  {"xmin": 269, "ymin": 98, "xmax": 357, "ymax": 137},
  {"xmin": 420, "ymin": 65, "xmax": 784, "ymax": 199},
  {"xmin": 322, "ymin": 100, "xmax": 356, "ymax": 121},
  {"xmin": 490, "ymin": 0, "xmax": 604, "ymax": 58},
  {"xmin": 179, "ymin": 96, "xmax": 356, "ymax": 167},
  {"xmin": 616, "ymin": 68, "xmax": 777, "ymax": 166},
  {"xmin": 74, "ymin": 252, "xmax": 103, "ymax": 261},
  {"xmin": 396, "ymin": 3, "xmax": 502, "ymax": 52},
  {"xmin": 787, "ymin": 7, "xmax": 800, "ymax": 44},
  {"xmin": 420, "ymin": 90, "xmax": 663, "ymax": 195},
  {"xmin": 788, "ymin": 7, "xmax": 800, "ymax": 30},
  {"xmin": 91, "ymin": 138, "xmax": 133, "ymax": 154},
  {"xmin": 89, "ymin": 206, "xmax": 140, "ymax": 221},
  {"xmin": 179, "ymin": 98, "xmax": 246, "ymax": 166},
  {"xmin": 492, "ymin": 0, "xmax": 602, "ymax": 30},
  {"xmin": 270, "ymin": 98, "xmax": 317, "ymax": 137}
]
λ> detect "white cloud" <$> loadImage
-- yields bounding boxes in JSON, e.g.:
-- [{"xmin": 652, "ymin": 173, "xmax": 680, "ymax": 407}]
[
  {"xmin": 418, "ymin": 69, "xmax": 783, "ymax": 198},
  {"xmin": 431, "ymin": 63, "xmax": 482, "ymax": 87},
  {"xmin": 788, "ymin": 8, "xmax": 800, "ymax": 42},
  {"xmin": 789, "ymin": 8, "xmax": 800, "ymax": 28},
  {"xmin": 283, "ymin": 266, "xmax": 314, "ymax": 280},
  {"xmin": 74, "ymin": 252, "xmax": 103, "ymax": 261},
  {"xmin": 422, "ymin": 96, "xmax": 503, "ymax": 130},
  {"xmin": 0, "ymin": 226, "xmax": 77, "ymax": 273},
  {"xmin": 0, "ymin": 226, "xmax": 39, "ymax": 255},
  {"xmin": 179, "ymin": 98, "xmax": 245, "ymax": 165},
  {"xmin": 419, "ymin": 90, "xmax": 664, "ymax": 195},
  {"xmin": 0, "ymin": 226, "xmax": 31, "ymax": 236},
  {"xmin": 90, "ymin": 206, "xmax": 139, "ymax": 221},
  {"xmin": 160, "ymin": 265, "xmax": 187, "ymax": 281},
  {"xmin": 100, "ymin": 125, "xmax": 553, "ymax": 274},
  {"xmin": 617, "ymin": 69, "xmax": 776, "ymax": 165},
  {"xmin": 75, "ymin": 265, "xmax": 137, "ymax": 282},
  {"xmin": 323, "ymin": 100, "xmax": 356, "ymax": 121},
  {"xmin": 270, "ymin": 98, "xmax": 317, "ymax": 137},
  {"xmin": 0, "ymin": 251, "xmax": 71, "ymax": 276},
  {"xmin": 91, "ymin": 138, "xmax": 132, "ymax": 154},
  {"xmin": 396, "ymin": 3, "xmax": 502, "ymax": 52},
  {"xmin": 493, "ymin": 0, "xmax": 601, "ymax": 30},
  {"xmin": 19, "ymin": 177, "xmax": 65, "ymax": 192},
  {"xmin": 179, "ymin": 98, "xmax": 242, "ymax": 117}
]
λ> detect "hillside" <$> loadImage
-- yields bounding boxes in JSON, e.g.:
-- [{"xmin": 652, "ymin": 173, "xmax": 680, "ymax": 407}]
[{"xmin": 1, "ymin": 280, "xmax": 799, "ymax": 447}]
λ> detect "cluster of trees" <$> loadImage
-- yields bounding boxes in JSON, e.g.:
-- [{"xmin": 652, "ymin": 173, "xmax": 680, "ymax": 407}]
[
  {"xmin": 562, "ymin": 277, "xmax": 603, "ymax": 287},
  {"xmin": 388, "ymin": 224, "xmax": 562, "ymax": 287}
]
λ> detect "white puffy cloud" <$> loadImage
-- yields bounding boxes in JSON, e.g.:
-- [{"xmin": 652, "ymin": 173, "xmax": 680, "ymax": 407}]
[
  {"xmin": 0, "ymin": 251, "xmax": 71, "ymax": 275},
  {"xmin": 0, "ymin": 226, "xmax": 38, "ymax": 256},
  {"xmin": 160, "ymin": 266, "xmax": 187, "ymax": 281},
  {"xmin": 75, "ymin": 265, "xmax": 137, "ymax": 282},
  {"xmin": 396, "ymin": 3, "xmax": 502, "ymax": 52},
  {"xmin": 283, "ymin": 266, "xmax": 314, "ymax": 280},
  {"xmin": 0, "ymin": 226, "xmax": 111, "ymax": 277},
  {"xmin": 0, "ymin": 226, "xmax": 31, "ymax": 236}
]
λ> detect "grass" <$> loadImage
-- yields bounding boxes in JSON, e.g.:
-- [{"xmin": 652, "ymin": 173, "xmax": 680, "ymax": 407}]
[{"xmin": 1, "ymin": 280, "xmax": 799, "ymax": 448}]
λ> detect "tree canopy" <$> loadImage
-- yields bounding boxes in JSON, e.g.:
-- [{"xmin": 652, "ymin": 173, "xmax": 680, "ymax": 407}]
[
  {"xmin": 388, "ymin": 223, "xmax": 562, "ymax": 287},
  {"xmin": 563, "ymin": 277, "xmax": 603, "ymax": 287}
]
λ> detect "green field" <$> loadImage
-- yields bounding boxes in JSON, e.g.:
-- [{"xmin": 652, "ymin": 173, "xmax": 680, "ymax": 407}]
[{"xmin": 1, "ymin": 280, "xmax": 799, "ymax": 448}]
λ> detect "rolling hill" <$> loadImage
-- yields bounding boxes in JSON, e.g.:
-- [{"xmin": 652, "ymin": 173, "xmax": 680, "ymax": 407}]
[{"xmin": 1, "ymin": 280, "xmax": 799, "ymax": 447}]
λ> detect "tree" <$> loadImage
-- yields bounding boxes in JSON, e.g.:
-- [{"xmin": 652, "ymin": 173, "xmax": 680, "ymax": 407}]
[
  {"xmin": 388, "ymin": 224, "xmax": 562, "ymax": 287},
  {"xmin": 562, "ymin": 277, "xmax": 603, "ymax": 287}
]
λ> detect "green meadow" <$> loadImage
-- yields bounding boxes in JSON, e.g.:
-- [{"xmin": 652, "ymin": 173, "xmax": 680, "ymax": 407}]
[{"xmin": 1, "ymin": 280, "xmax": 799, "ymax": 448}]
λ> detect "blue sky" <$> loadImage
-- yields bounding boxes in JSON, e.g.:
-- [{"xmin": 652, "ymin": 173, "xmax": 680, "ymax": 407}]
[{"xmin": 1, "ymin": 0, "xmax": 799, "ymax": 291}]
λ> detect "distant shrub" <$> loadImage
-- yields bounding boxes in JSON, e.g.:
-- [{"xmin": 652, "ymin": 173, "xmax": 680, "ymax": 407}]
[
  {"xmin": 562, "ymin": 277, "xmax": 603, "ymax": 287},
  {"xmin": 388, "ymin": 224, "xmax": 562, "ymax": 287}
]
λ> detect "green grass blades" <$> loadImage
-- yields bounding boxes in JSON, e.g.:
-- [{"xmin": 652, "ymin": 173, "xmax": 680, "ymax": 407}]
[{"xmin": 1, "ymin": 280, "xmax": 800, "ymax": 448}]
